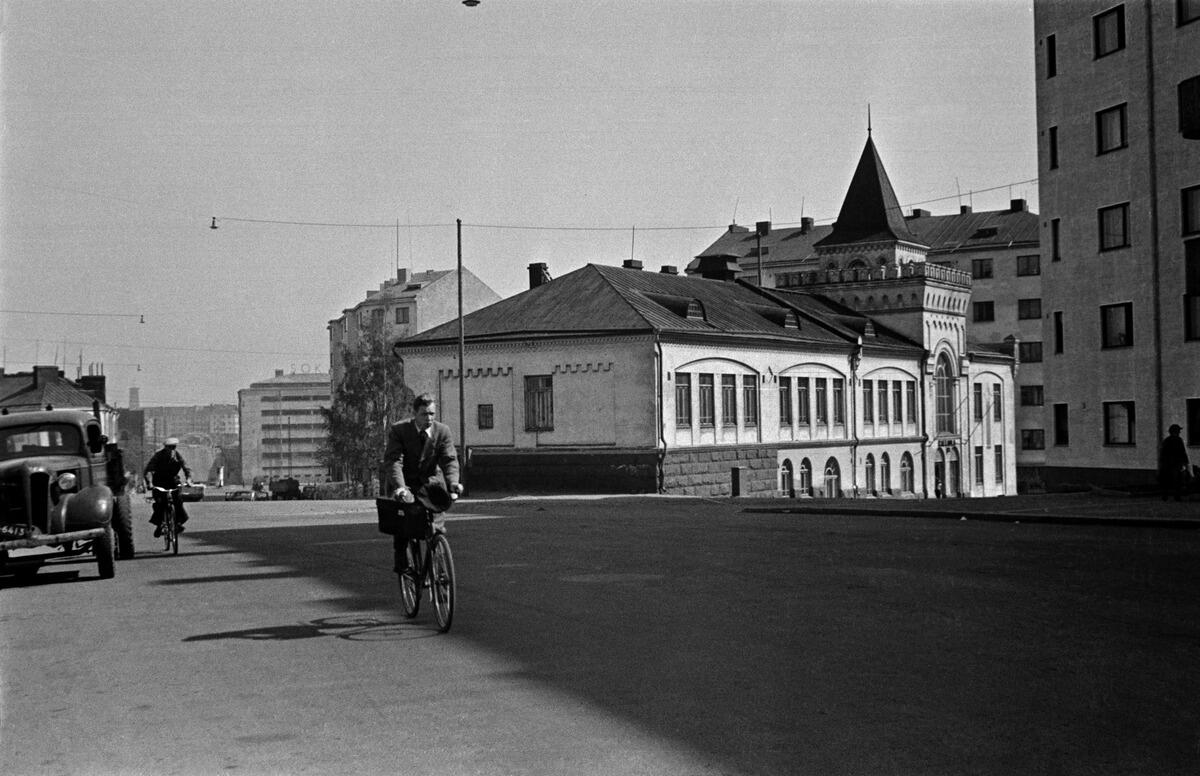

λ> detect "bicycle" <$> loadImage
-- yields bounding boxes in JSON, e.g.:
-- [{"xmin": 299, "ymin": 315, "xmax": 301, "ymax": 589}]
[
  {"xmin": 150, "ymin": 486, "xmax": 181, "ymax": 555},
  {"xmin": 397, "ymin": 512, "xmax": 456, "ymax": 633}
]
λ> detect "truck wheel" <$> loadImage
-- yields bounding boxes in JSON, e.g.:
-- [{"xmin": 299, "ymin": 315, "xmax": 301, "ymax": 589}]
[
  {"xmin": 113, "ymin": 493, "xmax": 135, "ymax": 559},
  {"xmin": 95, "ymin": 528, "xmax": 115, "ymax": 579}
]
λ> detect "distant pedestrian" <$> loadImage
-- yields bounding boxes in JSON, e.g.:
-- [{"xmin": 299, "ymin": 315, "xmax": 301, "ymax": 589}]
[{"xmin": 1158, "ymin": 424, "xmax": 1190, "ymax": 502}]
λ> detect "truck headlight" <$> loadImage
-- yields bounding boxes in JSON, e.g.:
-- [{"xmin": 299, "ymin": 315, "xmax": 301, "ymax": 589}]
[{"xmin": 57, "ymin": 472, "xmax": 78, "ymax": 491}]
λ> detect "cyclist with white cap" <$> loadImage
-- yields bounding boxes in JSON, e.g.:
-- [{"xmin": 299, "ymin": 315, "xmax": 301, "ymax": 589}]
[{"xmin": 143, "ymin": 437, "xmax": 194, "ymax": 536}]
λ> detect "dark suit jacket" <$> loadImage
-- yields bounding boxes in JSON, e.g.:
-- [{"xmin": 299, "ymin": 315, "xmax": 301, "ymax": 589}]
[{"xmin": 384, "ymin": 419, "xmax": 460, "ymax": 493}]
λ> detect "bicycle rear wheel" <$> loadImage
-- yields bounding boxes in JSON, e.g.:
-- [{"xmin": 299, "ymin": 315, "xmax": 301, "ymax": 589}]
[
  {"xmin": 429, "ymin": 534, "xmax": 455, "ymax": 633},
  {"xmin": 398, "ymin": 540, "xmax": 420, "ymax": 618}
]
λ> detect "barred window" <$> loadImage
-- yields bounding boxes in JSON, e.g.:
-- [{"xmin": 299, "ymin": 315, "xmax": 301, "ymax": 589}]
[
  {"xmin": 779, "ymin": 376, "xmax": 793, "ymax": 426},
  {"xmin": 699, "ymin": 374, "xmax": 715, "ymax": 426},
  {"xmin": 674, "ymin": 373, "xmax": 692, "ymax": 426},
  {"xmin": 524, "ymin": 375, "xmax": 553, "ymax": 432},
  {"xmin": 743, "ymin": 375, "xmax": 759, "ymax": 426},
  {"xmin": 477, "ymin": 404, "xmax": 494, "ymax": 430},
  {"xmin": 721, "ymin": 375, "xmax": 738, "ymax": 426}
]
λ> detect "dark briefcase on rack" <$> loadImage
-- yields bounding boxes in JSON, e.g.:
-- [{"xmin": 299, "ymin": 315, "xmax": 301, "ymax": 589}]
[{"xmin": 375, "ymin": 498, "xmax": 426, "ymax": 539}]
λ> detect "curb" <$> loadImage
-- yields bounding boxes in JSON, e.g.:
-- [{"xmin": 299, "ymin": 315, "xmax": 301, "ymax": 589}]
[{"xmin": 741, "ymin": 506, "xmax": 1200, "ymax": 529}]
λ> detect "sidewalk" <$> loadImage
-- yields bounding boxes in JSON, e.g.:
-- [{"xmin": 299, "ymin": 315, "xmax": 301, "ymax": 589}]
[{"xmin": 743, "ymin": 489, "xmax": 1200, "ymax": 528}]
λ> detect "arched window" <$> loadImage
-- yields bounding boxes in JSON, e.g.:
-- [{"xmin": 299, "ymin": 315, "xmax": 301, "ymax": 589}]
[
  {"xmin": 935, "ymin": 354, "xmax": 957, "ymax": 433},
  {"xmin": 781, "ymin": 459, "xmax": 795, "ymax": 498},
  {"xmin": 864, "ymin": 454, "xmax": 876, "ymax": 495},
  {"xmin": 823, "ymin": 457, "xmax": 841, "ymax": 498},
  {"xmin": 880, "ymin": 453, "xmax": 891, "ymax": 494},
  {"xmin": 900, "ymin": 452, "xmax": 914, "ymax": 493},
  {"xmin": 799, "ymin": 458, "xmax": 812, "ymax": 496}
]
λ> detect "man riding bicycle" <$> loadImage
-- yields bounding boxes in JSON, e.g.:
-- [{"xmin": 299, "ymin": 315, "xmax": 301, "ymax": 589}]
[
  {"xmin": 143, "ymin": 437, "xmax": 194, "ymax": 537},
  {"xmin": 383, "ymin": 394, "xmax": 462, "ymax": 569}
]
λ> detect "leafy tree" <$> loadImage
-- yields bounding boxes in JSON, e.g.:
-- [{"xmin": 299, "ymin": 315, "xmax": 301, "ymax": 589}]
[{"xmin": 317, "ymin": 333, "xmax": 413, "ymax": 491}]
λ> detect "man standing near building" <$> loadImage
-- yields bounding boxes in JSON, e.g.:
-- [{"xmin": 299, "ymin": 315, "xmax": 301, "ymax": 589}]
[
  {"xmin": 143, "ymin": 437, "xmax": 194, "ymax": 536},
  {"xmin": 1158, "ymin": 424, "xmax": 1190, "ymax": 502}
]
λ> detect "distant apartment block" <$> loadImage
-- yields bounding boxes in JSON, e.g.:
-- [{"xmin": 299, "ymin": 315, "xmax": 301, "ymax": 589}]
[
  {"xmin": 1034, "ymin": 0, "xmax": 1200, "ymax": 487},
  {"xmin": 238, "ymin": 370, "xmax": 331, "ymax": 484},
  {"xmin": 327, "ymin": 267, "xmax": 501, "ymax": 389}
]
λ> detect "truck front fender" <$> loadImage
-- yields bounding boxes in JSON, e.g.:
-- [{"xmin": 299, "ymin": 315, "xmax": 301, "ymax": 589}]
[{"xmin": 61, "ymin": 485, "xmax": 114, "ymax": 529}]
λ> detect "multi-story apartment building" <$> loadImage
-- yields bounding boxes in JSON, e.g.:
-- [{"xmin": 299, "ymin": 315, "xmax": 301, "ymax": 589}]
[
  {"xmin": 1034, "ymin": 0, "xmax": 1200, "ymax": 488},
  {"xmin": 327, "ymin": 267, "xmax": 501, "ymax": 389},
  {"xmin": 238, "ymin": 370, "xmax": 331, "ymax": 484},
  {"xmin": 696, "ymin": 135, "xmax": 1044, "ymax": 490}
]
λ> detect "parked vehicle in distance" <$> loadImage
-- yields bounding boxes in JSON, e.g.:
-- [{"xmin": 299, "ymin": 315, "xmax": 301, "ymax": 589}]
[
  {"xmin": 269, "ymin": 477, "xmax": 303, "ymax": 501},
  {"xmin": 179, "ymin": 483, "xmax": 206, "ymax": 502},
  {"xmin": 224, "ymin": 489, "xmax": 269, "ymax": 502},
  {"xmin": 0, "ymin": 408, "xmax": 135, "ymax": 580}
]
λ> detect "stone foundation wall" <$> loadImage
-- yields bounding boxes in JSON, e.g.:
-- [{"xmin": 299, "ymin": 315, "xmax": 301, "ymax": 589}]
[{"xmin": 661, "ymin": 445, "xmax": 780, "ymax": 498}]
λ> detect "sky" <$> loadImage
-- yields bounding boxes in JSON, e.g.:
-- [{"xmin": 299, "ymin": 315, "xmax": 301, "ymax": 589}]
[{"xmin": 0, "ymin": 0, "xmax": 1038, "ymax": 408}]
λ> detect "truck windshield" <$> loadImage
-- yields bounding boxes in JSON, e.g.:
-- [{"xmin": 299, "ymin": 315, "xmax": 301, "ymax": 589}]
[{"xmin": 0, "ymin": 424, "xmax": 83, "ymax": 461}]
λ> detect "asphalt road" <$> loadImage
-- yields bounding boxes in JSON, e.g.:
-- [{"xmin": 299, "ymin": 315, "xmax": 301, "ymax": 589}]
[{"xmin": 2, "ymin": 496, "xmax": 1199, "ymax": 776}]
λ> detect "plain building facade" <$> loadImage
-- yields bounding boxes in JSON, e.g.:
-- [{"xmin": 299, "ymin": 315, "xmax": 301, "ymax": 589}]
[{"xmin": 1034, "ymin": 0, "xmax": 1200, "ymax": 487}]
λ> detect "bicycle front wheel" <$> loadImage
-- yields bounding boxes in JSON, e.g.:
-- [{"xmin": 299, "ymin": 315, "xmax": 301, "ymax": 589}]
[
  {"xmin": 163, "ymin": 508, "xmax": 176, "ymax": 554},
  {"xmin": 398, "ymin": 540, "xmax": 420, "ymax": 618},
  {"xmin": 429, "ymin": 534, "xmax": 455, "ymax": 633}
]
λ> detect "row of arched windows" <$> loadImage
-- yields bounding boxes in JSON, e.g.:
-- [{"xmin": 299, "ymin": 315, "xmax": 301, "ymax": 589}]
[{"xmin": 779, "ymin": 452, "xmax": 916, "ymax": 498}]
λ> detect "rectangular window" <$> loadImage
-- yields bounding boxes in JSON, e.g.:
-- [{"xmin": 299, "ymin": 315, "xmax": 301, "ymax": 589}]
[
  {"xmin": 1046, "ymin": 33, "xmax": 1057, "ymax": 77},
  {"xmin": 972, "ymin": 258, "xmax": 994, "ymax": 279},
  {"xmin": 1099, "ymin": 203, "xmax": 1130, "ymax": 250},
  {"xmin": 394, "ymin": 307, "xmax": 410, "ymax": 325},
  {"xmin": 1188, "ymin": 398, "xmax": 1200, "ymax": 446},
  {"xmin": 721, "ymin": 375, "xmax": 737, "ymax": 426},
  {"xmin": 862, "ymin": 379, "xmax": 874, "ymax": 424},
  {"xmin": 1021, "ymin": 429, "xmax": 1046, "ymax": 450},
  {"xmin": 675, "ymin": 373, "xmax": 692, "ymax": 426},
  {"xmin": 833, "ymin": 379, "xmax": 845, "ymax": 425},
  {"xmin": 797, "ymin": 377, "xmax": 810, "ymax": 424},
  {"xmin": 892, "ymin": 382, "xmax": 903, "ymax": 423},
  {"xmin": 1051, "ymin": 218, "xmax": 1062, "ymax": 261},
  {"xmin": 1100, "ymin": 302, "xmax": 1134, "ymax": 348},
  {"xmin": 974, "ymin": 446, "xmax": 985, "ymax": 485},
  {"xmin": 1054, "ymin": 311, "xmax": 1064, "ymax": 353},
  {"xmin": 477, "ymin": 404, "xmax": 494, "ymax": 430},
  {"xmin": 1094, "ymin": 5, "xmax": 1126, "ymax": 58},
  {"xmin": 1017, "ymin": 254, "xmax": 1041, "ymax": 276},
  {"xmin": 524, "ymin": 375, "xmax": 554, "ymax": 432},
  {"xmin": 699, "ymin": 374, "xmax": 715, "ymax": 426},
  {"xmin": 973, "ymin": 383, "xmax": 984, "ymax": 422},
  {"xmin": 1187, "ymin": 241, "xmax": 1200, "ymax": 340},
  {"xmin": 743, "ymin": 375, "xmax": 759, "ymax": 426},
  {"xmin": 906, "ymin": 381, "xmax": 917, "ymax": 423},
  {"xmin": 1184, "ymin": 185, "xmax": 1200, "ymax": 235},
  {"xmin": 993, "ymin": 384, "xmax": 1003, "ymax": 422},
  {"xmin": 1019, "ymin": 341, "xmax": 1044, "ymax": 363},
  {"xmin": 1048, "ymin": 126, "xmax": 1059, "ymax": 170},
  {"xmin": 778, "ymin": 376, "xmax": 792, "ymax": 426},
  {"xmin": 1103, "ymin": 401, "xmax": 1136, "ymax": 445},
  {"xmin": 1096, "ymin": 104, "xmax": 1128, "ymax": 154},
  {"xmin": 1018, "ymin": 298, "xmax": 1043, "ymax": 320},
  {"xmin": 994, "ymin": 446, "xmax": 1004, "ymax": 483},
  {"xmin": 370, "ymin": 308, "xmax": 384, "ymax": 328},
  {"xmin": 1182, "ymin": 0, "xmax": 1200, "ymax": 26},
  {"xmin": 973, "ymin": 301, "xmax": 996, "ymax": 322},
  {"xmin": 815, "ymin": 379, "xmax": 828, "ymax": 424},
  {"xmin": 1054, "ymin": 403, "xmax": 1070, "ymax": 446},
  {"xmin": 878, "ymin": 381, "xmax": 889, "ymax": 424},
  {"xmin": 1021, "ymin": 385, "xmax": 1045, "ymax": 406}
]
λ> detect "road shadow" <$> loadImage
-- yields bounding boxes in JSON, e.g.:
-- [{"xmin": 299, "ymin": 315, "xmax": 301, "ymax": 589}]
[
  {"xmin": 184, "ymin": 498, "xmax": 1200, "ymax": 776},
  {"xmin": 183, "ymin": 613, "xmax": 435, "ymax": 642}
]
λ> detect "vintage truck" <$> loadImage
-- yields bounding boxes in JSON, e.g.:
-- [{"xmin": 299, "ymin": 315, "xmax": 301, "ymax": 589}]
[{"xmin": 0, "ymin": 407, "xmax": 134, "ymax": 581}]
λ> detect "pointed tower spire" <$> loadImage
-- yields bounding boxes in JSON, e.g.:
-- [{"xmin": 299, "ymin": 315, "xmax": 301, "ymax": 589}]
[{"xmin": 814, "ymin": 134, "xmax": 923, "ymax": 248}]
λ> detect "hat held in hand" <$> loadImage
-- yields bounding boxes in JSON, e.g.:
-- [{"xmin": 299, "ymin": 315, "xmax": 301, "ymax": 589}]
[{"xmin": 416, "ymin": 478, "xmax": 454, "ymax": 513}]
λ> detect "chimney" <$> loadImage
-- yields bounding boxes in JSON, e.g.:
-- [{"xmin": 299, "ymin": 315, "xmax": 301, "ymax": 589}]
[
  {"xmin": 960, "ymin": 205, "xmax": 973, "ymax": 214},
  {"xmin": 622, "ymin": 259, "xmax": 643, "ymax": 270},
  {"xmin": 129, "ymin": 387, "xmax": 140, "ymax": 410},
  {"xmin": 77, "ymin": 375, "xmax": 107, "ymax": 404},
  {"xmin": 690, "ymin": 255, "xmax": 739, "ymax": 282},
  {"xmin": 528, "ymin": 262, "xmax": 551, "ymax": 289},
  {"xmin": 33, "ymin": 365, "xmax": 60, "ymax": 386},
  {"xmin": 275, "ymin": 369, "xmax": 284, "ymax": 378},
  {"xmin": 910, "ymin": 208, "xmax": 931, "ymax": 218},
  {"xmin": 659, "ymin": 265, "xmax": 678, "ymax": 275},
  {"xmin": 396, "ymin": 268, "xmax": 408, "ymax": 284},
  {"xmin": 1009, "ymin": 198, "xmax": 1027, "ymax": 212},
  {"xmin": 800, "ymin": 217, "xmax": 814, "ymax": 234}
]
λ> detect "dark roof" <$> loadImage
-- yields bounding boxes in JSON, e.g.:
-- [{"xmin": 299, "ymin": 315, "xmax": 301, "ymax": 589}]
[
  {"xmin": 693, "ymin": 208, "xmax": 1038, "ymax": 270},
  {"xmin": 395, "ymin": 264, "xmax": 920, "ymax": 351},
  {"xmin": 0, "ymin": 370, "xmax": 104, "ymax": 411},
  {"xmin": 814, "ymin": 135, "xmax": 922, "ymax": 247}
]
